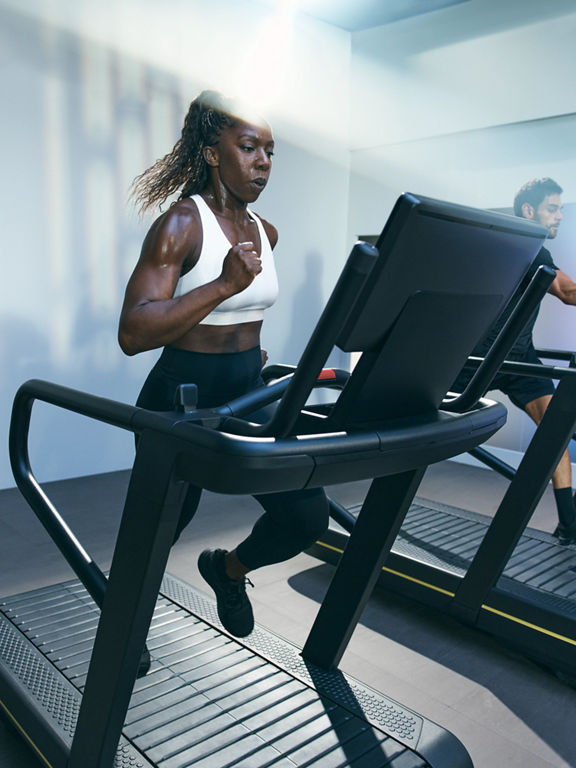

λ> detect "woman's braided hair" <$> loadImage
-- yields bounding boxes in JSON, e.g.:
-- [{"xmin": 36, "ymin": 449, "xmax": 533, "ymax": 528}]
[{"xmin": 131, "ymin": 90, "xmax": 236, "ymax": 214}]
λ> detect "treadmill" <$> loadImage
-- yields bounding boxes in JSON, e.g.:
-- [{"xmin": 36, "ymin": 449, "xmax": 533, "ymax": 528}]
[
  {"xmin": 0, "ymin": 193, "xmax": 549, "ymax": 768},
  {"xmin": 467, "ymin": 345, "xmax": 576, "ymax": 482},
  {"xmin": 309, "ymin": 284, "xmax": 576, "ymax": 684}
]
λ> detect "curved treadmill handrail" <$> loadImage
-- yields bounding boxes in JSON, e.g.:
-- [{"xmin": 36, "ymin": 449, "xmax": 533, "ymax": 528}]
[
  {"xmin": 533, "ymin": 347, "xmax": 576, "ymax": 367},
  {"xmin": 462, "ymin": 354, "xmax": 576, "ymax": 480},
  {"xmin": 442, "ymin": 264, "xmax": 556, "ymax": 413},
  {"xmin": 9, "ymin": 375, "xmax": 505, "ymax": 606},
  {"xmin": 8, "ymin": 380, "xmax": 142, "ymax": 607}
]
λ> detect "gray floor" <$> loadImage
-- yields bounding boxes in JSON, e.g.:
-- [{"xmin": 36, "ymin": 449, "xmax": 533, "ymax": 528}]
[{"xmin": 1, "ymin": 460, "xmax": 575, "ymax": 768}]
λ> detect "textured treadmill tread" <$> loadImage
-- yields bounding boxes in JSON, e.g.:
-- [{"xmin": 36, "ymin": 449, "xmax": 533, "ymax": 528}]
[
  {"xmin": 1, "ymin": 578, "xmax": 434, "ymax": 768},
  {"xmin": 339, "ymin": 496, "xmax": 576, "ymax": 602},
  {"xmin": 0, "ymin": 611, "xmax": 152, "ymax": 768}
]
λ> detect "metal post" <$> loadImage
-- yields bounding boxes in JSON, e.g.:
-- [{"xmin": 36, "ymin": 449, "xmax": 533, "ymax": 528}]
[
  {"xmin": 68, "ymin": 431, "xmax": 186, "ymax": 768},
  {"xmin": 303, "ymin": 467, "xmax": 426, "ymax": 669},
  {"xmin": 451, "ymin": 375, "xmax": 576, "ymax": 622},
  {"xmin": 467, "ymin": 446, "xmax": 516, "ymax": 481}
]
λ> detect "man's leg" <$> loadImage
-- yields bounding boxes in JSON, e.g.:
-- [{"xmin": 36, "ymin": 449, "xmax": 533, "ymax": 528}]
[
  {"xmin": 524, "ymin": 394, "xmax": 576, "ymax": 543},
  {"xmin": 525, "ymin": 395, "xmax": 572, "ymax": 488}
]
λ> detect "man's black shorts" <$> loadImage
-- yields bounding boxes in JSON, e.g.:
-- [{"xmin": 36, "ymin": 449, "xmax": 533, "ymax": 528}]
[{"xmin": 453, "ymin": 346, "xmax": 555, "ymax": 410}]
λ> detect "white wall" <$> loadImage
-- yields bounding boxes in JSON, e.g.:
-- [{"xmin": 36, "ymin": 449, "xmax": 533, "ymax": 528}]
[
  {"xmin": 3, "ymin": 0, "xmax": 576, "ymax": 490},
  {"xmin": 0, "ymin": 0, "xmax": 350, "ymax": 488},
  {"xmin": 348, "ymin": 1, "xmax": 576, "ymax": 463}
]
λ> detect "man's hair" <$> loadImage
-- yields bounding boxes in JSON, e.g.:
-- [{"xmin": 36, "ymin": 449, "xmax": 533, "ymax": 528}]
[{"xmin": 513, "ymin": 177, "xmax": 563, "ymax": 217}]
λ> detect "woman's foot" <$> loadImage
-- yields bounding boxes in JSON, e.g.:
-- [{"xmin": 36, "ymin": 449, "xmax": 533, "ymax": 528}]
[{"xmin": 198, "ymin": 549, "xmax": 254, "ymax": 636}]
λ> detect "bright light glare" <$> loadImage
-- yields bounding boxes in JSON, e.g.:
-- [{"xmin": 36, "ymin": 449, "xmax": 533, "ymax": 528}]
[{"xmin": 232, "ymin": 1, "xmax": 298, "ymax": 115}]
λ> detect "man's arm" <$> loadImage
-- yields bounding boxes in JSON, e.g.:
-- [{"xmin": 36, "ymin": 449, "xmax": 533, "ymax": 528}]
[{"xmin": 549, "ymin": 270, "xmax": 576, "ymax": 305}]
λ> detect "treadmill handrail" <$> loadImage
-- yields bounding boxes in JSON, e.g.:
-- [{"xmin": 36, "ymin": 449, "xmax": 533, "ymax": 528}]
[
  {"xmin": 455, "ymin": 353, "xmax": 576, "ymax": 482},
  {"xmin": 464, "ymin": 356, "xmax": 576, "ymax": 381},
  {"xmin": 7, "ymin": 380, "xmax": 143, "ymax": 607},
  {"xmin": 210, "ymin": 242, "xmax": 377, "ymax": 437},
  {"xmin": 8, "ymin": 370, "xmax": 495, "ymax": 606},
  {"xmin": 205, "ymin": 367, "xmax": 350, "ymax": 423},
  {"xmin": 533, "ymin": 347, "xmax": 576, "ymax": 367},
  {"xmin": 8, "ymin": 378, "xmax": 204, "ymax": 607},
  {"xmin": 442, "ymin": 264, "xmax": 556, "ymax": 412}
]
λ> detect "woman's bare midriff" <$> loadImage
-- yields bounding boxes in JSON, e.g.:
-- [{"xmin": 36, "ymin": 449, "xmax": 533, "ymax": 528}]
[{"xmin": 171, "ymin": 320, "xmax": 263, "ymax": 353}]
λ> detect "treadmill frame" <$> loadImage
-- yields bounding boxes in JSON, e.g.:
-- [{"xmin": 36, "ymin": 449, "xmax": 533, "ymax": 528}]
[
  {"xmin": 0, "ymin": 193, "xmax": 555, "ymax": 766},
  {"xmin": 314, "ymin": 359, "xmax": 576, "ymax": 682}
]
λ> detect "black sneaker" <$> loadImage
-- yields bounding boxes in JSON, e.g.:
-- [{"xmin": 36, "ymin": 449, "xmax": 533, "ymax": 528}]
[
  {"xmin": 553, "ymin": 523, "xmax": 576, "ymax": 546},
  {"xmin": 198, "ymin": 549, "xmax": 254, "ymax": 637},
  {"xmin": 137, "ymin": 645, "xmax": 151, "ymax": 678}
]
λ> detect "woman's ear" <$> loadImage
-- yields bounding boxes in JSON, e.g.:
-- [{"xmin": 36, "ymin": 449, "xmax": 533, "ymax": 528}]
[
  {"xmin": 203, "ymin": 145, "xmax": 219, "ymax": 167},
  {"xmin": 521, "ymin": 201, "xmax": 535, "ymax": 220}
]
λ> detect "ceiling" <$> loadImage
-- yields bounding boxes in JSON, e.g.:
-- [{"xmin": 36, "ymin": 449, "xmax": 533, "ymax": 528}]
[
  {"xmin": 273, "ymin": 0, "xmax": 472, "ymax": 31},
  {"xmin": 257, "ymin": 0, "xmax": 576, "ymax": 36}
]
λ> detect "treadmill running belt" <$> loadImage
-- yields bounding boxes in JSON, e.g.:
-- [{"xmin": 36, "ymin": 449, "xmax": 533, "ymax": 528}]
[
  {"xmin": 1, "ymin": 574, "xmax": 437, "ymax": 768},
  {"xmin": 319, "ymin": 497, "xmax": 576, "ymax": 614}
]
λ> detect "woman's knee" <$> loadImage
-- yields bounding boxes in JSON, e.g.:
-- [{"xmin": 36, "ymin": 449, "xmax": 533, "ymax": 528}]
[
  {"xmin": 260, "ymin": 488, "xmax": 329, "ymax": 547},
  {"xmin": 299, "ymin": 490, "xmax": 329, "ymax": 545}
]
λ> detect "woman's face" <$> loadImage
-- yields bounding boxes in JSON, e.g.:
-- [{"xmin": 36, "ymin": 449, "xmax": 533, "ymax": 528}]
[{"xmin": 206, "ymin": 118, "xmax": 275, "ymax": 203}]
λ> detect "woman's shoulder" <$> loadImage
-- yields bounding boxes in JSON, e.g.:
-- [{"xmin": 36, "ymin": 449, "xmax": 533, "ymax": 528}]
[
  {"xmin": 165, "ymin": 196, "xmax": 202, "ymax": 225},
  {"xmin": 140, "ymin": 198, "xmax": 203, "ymax": 267},
  {"xmin": 147, "ymin": 198, "xmax": 202, "ymax": 239}
]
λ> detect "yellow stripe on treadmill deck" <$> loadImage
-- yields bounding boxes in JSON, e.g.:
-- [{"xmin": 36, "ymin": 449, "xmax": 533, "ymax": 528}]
[
  {"xmin": 315, "ymin": 540, "xmax": 456, "ymax": 596},
  {"xmin": 0, "ymin": 697, "xmax": 53, "ymax": 767},
  {"xmin": 481, "ymin": 604, "xmax": 576, "ymax": 646},
  {"xmin": 315, "ymin": 539, "xmax": 576, "ymax": 646}
]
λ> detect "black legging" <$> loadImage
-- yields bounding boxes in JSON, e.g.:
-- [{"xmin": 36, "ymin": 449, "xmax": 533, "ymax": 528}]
[{"xmin": 136, "ymin": 345, "xmax": 329, "ymax": 570}]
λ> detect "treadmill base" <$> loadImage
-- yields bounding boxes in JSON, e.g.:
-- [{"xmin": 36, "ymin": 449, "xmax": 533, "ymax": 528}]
[
  {"xmin": 309, "ymin": 496, "xmax": 576, "ymax": 681},
  {"xmin": 0, "ymin": 573, "xmax": 472, "ymax": 768}
]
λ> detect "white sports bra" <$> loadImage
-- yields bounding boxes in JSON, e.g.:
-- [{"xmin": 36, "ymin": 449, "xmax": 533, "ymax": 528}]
[{"xmin": 175, "ymin": 194, "xmax": 279, "ymax": 325}]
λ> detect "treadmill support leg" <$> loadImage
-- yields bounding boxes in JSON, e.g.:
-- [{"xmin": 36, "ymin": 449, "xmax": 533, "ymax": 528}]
[
  {"xmin": 451, "ymin": 375, "xmax": 576, "ymax": 622},
  {"xmin": 68, "ymin": 431, "xmax": 185, "ymax": 768},
  {"xmin": 302, "ymin": 467, "xmax": 426, "ymax": 670}
]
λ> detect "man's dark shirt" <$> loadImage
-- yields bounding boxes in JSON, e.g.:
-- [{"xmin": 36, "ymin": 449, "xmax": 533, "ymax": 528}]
[{"xmin": 473, "ymin": 245, "xmax": 557, "ymax": 360}]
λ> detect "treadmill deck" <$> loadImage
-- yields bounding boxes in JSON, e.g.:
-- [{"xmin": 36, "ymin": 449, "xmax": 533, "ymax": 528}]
[
  {"xmin": 0, "ymin": 573, "xmax": 454, "ymax": 768},
  {"xmin": 314, "ymin": 496, "xmax": 576, "ymax": 621}
]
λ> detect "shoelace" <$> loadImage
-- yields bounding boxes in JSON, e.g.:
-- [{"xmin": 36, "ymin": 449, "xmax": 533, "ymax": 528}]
[{"xmin": 224, "ymin": 576, "xmax": 254, "ymax": 607}]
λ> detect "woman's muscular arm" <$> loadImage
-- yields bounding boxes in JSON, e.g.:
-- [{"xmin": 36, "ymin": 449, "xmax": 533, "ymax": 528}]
[{"xmin": 118, "ymin": 200, "xmax": 262, "ymax": 355}]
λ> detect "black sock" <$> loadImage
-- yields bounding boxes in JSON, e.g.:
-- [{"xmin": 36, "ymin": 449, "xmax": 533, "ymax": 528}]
[{"xmin": 553, "ymin": 487, "xmax": 576, "ymax": 528}]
